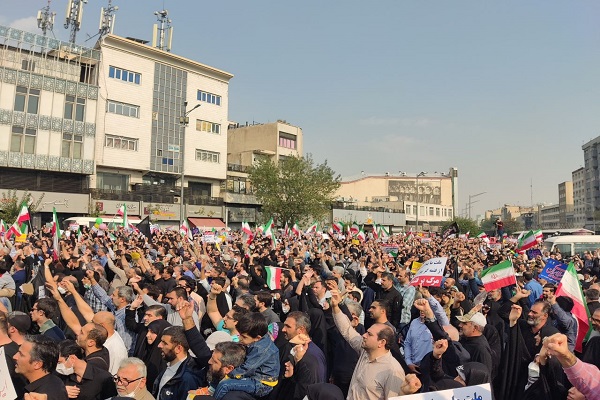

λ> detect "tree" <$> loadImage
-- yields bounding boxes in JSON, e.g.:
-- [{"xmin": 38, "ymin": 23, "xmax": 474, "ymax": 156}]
[
  {"xmin": 480, "ymin": 217, "xmax": 524, "ymax": 235},
  {"xmin": 0, "ymin": 189, "xmax": 44, "ymax": 222},
  {"xmin": 440, "ymin": 217, "xmax": 480, "ymax": 236},
  {"xmin": 248, "ymin": 154, "xmax": 341, "ymax": 225}
]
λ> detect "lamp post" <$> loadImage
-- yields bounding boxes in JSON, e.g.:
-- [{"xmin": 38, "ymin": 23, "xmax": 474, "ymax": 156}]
[
  {"xmin": 415, "ymin": 172, "xmax": 426, "ymax": 231},
  {"xmin": 178, "ymin": 102, "xmax": 201, "ymax": 228},
  {"xmin": 468, "ymin": 192, "xmax": 486, "ymax": 220}
]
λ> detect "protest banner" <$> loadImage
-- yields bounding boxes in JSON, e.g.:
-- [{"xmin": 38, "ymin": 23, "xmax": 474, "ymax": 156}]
[
  {"xmin": 410, "ymin": 257, "xmax": 447, "ymax": 287},
  {"xmin": 0, "ymin": 347, "xmax": 17, "ymax": 400},
  {"xmin": 411, "ymin": 261, "xmax": 423, "ymax": 275},
  {"xmin": 390, "ymin": 383, "xmax": 491, "ymax": 400},
  {"xmin": 539, "ymin": 258, "xmax": 568, "ymax": 285}
]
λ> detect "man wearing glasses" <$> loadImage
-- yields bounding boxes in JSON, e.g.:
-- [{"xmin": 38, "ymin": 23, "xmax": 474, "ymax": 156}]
[{"xmin": 112, "ymin": 357, "xmax": 155, "ymax": 400}]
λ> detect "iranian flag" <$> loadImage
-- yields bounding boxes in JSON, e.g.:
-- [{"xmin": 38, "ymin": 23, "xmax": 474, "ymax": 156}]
[
  {"xmin": 77, "ymin": 227, "xmax": 83, "ymax": 242},
  {"xmin": 116, "ymin": 205, "xmax": 125, "ymax": 217},
  {"xmin": 6, "ymin": 221, "xmax": 21, "ymax": 240},
  {"xmin": 16, "ymin": 203, "xmax": 30, "ymax": 225},
  {"xmin": 477, "ymin": 232, "xmax": 489, "ymax": 243},
  {"xmin": 284, "ymin": 222, "xmax": 289, "ymax": 237},
  {"xmin": 180, "ymin": 220, "xmax": 192, "ymax": 240},
  {"xmin": 379, "ymin": 225, "xmax": 389, "ymax": 238},
  {"xmin": 332, "ymin": 221, "xmax": 344, "ymax": 233},
  {"xmin": 263, "ymin": 218, "xmax": 277, "ymax": 249},
  {"xmin": 556, "ymin": 262, "xmax": 590, "ymax": 352},
  {"xmin": 265, "ymin": 266, "xmax": 283, "ymax": 290},
  {"xmin": 517, "ymin": 230, "xmax": 537, "ymax": 251},
  {"xmin": 292, "ymin": 223, "xmax": 301, "ymax": 237},
  {"xmin": 305, "ymin": 222, "xmax": 318, "ymax": 235},
  {"xmin": 480, "ymin": 260, "xmax": 517, "ymax": 291},
  {"xmin": 241, "ymin": 221, "xmax": 252, "ymax": 236},
  {"xmin": 372, "ymin": 224, "xmax": 379, "ymax": 240},
  {"xmin": 356, "ymin": 226, "xmax": 366, "ymax": 241},
  {"xmin": 350, "ymin": 222, "xmax": 360, "ymax": 236},
  {"xmin": 121, "ymin": 203, "xmax": 128, "ymax": 227},
  {"xmin": 51, "ymin": 207, "xmax": 60, "ymax": 261},
  {"xmin": 534, "ymin": 229, "xmax": 543, "ymax": 242},
  {"xmin": 0, "ymin": 220, "xmax": 6, "ymax": 237}
]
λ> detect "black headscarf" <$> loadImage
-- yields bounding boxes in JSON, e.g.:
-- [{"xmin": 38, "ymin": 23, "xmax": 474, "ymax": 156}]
[{"xmin": 144, "ymin": 319, "xmax": 172, "ymax": 384}]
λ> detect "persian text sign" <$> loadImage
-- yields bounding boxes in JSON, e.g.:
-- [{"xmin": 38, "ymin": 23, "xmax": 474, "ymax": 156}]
[
  {"xmin": 390, "ymin": 383, "xmax": 491, "ymax": 400},
  {"xmin": 410, "ymin": 257, "xmax": 447, "ymax": 287},
  {"xmin": 539, "ymin": 259, "xmax": 567, "ymax": 285}
]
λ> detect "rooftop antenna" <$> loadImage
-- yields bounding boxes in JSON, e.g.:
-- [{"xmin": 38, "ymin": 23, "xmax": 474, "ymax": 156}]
[
  {"xmin": 64, "ymin": 0, "xmax": 87, "ymax": 43},
  {"xmin": 37, "ymin": 0, "xmax": 56, "ymax": 37},
  {"xmin": 98, "ymin": 0, "xmax": 118, "ymax": 38},
  {"xmin": 152, "ymin": 9, "xmax": 173, "ymax": 52}
]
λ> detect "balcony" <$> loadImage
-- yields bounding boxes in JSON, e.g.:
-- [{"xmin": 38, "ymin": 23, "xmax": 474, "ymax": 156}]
[
  {"xmin": 88, "ymin": 188, "xmax": 223, "ymax": 206},
  {"xmin": 227, "ymin": 164, "xmax": 249, "ymax": 173}
]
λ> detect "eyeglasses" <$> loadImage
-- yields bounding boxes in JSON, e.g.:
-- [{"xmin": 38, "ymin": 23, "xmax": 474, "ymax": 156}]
[{"xmin": 113, "ymin": 375, "xmax": 143, "ymax": 385}]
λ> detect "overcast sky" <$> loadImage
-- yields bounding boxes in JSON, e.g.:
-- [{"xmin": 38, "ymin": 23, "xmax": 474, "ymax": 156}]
[{"xmin": 3, "ymin": 1, "xmax": 600, "ymax": 219}]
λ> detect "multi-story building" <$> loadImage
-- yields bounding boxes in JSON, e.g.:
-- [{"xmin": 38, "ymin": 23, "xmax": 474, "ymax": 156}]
[
  {"xmin": 334, "ymin": 169, "xmax": 458, "ymax": 232},
  {"xmin": 572, "ymin": 167, "xmax": 586, "ymax": 228},
  {"xmin": 0, "ymin": 25, "xmax": 99, "ymax": 224},
  {"xmin": 0, "ymin": 24, "xmax": 233, "ymax": 228},
  {"xmin": 582, "ymin": 136, "xmax": 600, "ymax": 230},
  {"xmin": 558, "ymin": 181, "xmax": 574, "ymax": 228},
  {"xmin": 484, "ymin": 205, "xmax": 537, "ymax": 230},
  {"xmin": 91, "ymin": 34, "xmax": 232, "ymax": 227},
  {"xmin": 540, "ymin": 204, "xmax": 560, "ymax": 230},
  {"xmin": 225, "ymin": 120, "xmax": 303, "ymax": 228}
]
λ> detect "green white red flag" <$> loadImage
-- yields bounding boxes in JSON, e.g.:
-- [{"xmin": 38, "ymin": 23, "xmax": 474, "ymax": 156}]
[
  {"xmin": 517, "ymin": 230, "xmax": 537, "ymax": 251},
  {"xmin": 372, "ymin": 224, "xmax": 379, "ymax": 240},
  {"xmin": 356, "ymin": 226, "xmax": 366, "ymax": 241},
  {"xmin": 556, "ymin": 262, "xmax": 590, "ymax": 352},
  {"xmin": 350, "ymin": 223, "xmax": 359, "ymax": 236},
  {"xmin": 16, "ymin": 203, "xmax": 30, "ymax": 225},
  {"xmin": 292, "ymin": 223, "xmax": 300, "ymax": 237},
  {"xmin": 265, "ymin": 266, "xmax": 283, "ymax": 290},
  {"xmin": 379, "ymin": 225, "xmax": 389, "ymax": 238},
  {"xmin": 52, "ymin": 207, "xmax": 60, "ymax": 261},
  {"xmin": 305, "ymin": 222, "xmax": 318, "ymax": 235},
  {"xmin": 480, "ymin": 260, "xmax": 517, "ymax": 291},
  {"xmin": 332, "ymin": 222, "xmax": 344, "ymax": 233}
]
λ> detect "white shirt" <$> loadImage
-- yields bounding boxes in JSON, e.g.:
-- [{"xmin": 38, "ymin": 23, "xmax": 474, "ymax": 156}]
[{"xmin": 104, "ymin": 331, "xmax": 128, "ymax": 375}]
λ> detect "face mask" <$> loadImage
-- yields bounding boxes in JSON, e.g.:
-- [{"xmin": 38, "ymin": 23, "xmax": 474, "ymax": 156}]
[
  {"xmin": 525, "ymin": 361, "xmax": 540, "ymax": 390},
  {"xmin": 84, "ymin": 284, "xmax": 91, "ymax": 290},
  {"xmin": 56, "ymin": 362, "xmax": 74, "ymax": 376},
  {"xmin": 282, "ymin": 304, "xmax": 290, "ymax": 314},
  {"xmin": 58, "ymin": 286, "xmax": 67, "ymax": 295},
  {"xmin": 122, "ymin": 379, "xmax": 142, "ymax": 398}
]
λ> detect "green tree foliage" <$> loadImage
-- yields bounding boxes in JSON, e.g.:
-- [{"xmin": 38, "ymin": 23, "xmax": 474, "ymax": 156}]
[
  {"xmin": 480, "ymin": 217, "xmax": 524, "ymax": 235},
  {"xmin": 440, "ymin": 217, "xmax": 480, "ymax": 236},
  {"xmin": 248, "ymin": 154, "xmax": 341, "ymax": 225},
  {"xmin": 0, "ymin": 189, "xmax": 44, "ymax": 222}
]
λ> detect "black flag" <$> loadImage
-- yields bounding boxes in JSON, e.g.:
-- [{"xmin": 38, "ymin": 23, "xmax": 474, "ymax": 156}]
[
  {"xmin": 442, "ymin": 222, "xmax": 460, "ymax": 240},
  {"xmin": 136, "ymin": 216, "xmax": 151, "ymax": 238}
]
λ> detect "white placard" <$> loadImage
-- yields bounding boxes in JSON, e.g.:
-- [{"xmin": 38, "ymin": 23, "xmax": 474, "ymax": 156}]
[
  {"xmin": 390, "ymin": 383, "xmax": 491, "ymax": 400},
  {"xmin": 409, "ymin": 257, "xmax": 447, "ymax": 287},
  {"xmin": 0, "ymin": 347, "xmax": 17, "ymax": 400}
]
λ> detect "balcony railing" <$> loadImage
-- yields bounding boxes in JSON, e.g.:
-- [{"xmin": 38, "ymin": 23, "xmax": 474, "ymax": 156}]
[
  {"xmin": 88, "ymin": 188, "xmax": 223, "ymax": 206},
  {"xmin": 227, "ymin": 164, "xmax": 249, "ymax": 173}
]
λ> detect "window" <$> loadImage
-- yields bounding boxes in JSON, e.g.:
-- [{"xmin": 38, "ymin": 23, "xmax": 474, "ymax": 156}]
[
  {"xmin": 61, "ymin": 132, "xmax": 83, "ymax": 159},
  {"xmin": 107, "ymin": 100, "xmax": 139, "ymax": 118},
  {"xmin": 64, "ymin": 95, "xmax": 86, "ymax": 122},
  {"xmin": 196, "ymin": 119, "xmax": 220, "ymax": 134},
  {"xmin": 195, "ymin": 149, "xmax": 220, "ymax": 163},
  {"xmin": 436, "ymin": 208, "xmax": 440, "ymax": 217},
  {"xmin": 278, "ymin": 133, "xmax": 297, "ymax": 149},
  {"xmin": 14, "ymin": 86, "xmax": 40, "ymax": 114},
  {"xmin": 429, "ymin": 207, "xmax": 434, "ymax": 216},
  {"xmin": 105, "ymin": 134, "xmax": 138, "ymax": 151},
  {"xmin": 21, "ymin": 59, "xmax": 35, "ymax": 72},
  {"xmin": 108, "ymin": 66, "xmax": 141, "ymax": 85},
  {"xmin": 10, "ymin": 126, "xmax": 36, "ymax": 154},
  {"xmin": 197, "ymin": 90, "xmax": 221, "ymax": 106},
  {"xmin": 97, "ymin": 172, "xmax": 129, "ymax": 191}
]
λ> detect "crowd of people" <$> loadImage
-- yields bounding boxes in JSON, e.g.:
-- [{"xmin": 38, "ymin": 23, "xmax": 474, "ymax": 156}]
[{"xmin": 0, "ymin": 223, "xmax": 599, "ymax": 400}]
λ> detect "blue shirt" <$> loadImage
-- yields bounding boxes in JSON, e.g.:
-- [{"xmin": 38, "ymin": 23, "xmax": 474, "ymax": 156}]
[
  {"xmin": 524, "ymin": 279, "xmax": 543, "ymax": 307},
  {"xmin": 404, "ymin": 318, "xmax": 433, "ymax": 365}
]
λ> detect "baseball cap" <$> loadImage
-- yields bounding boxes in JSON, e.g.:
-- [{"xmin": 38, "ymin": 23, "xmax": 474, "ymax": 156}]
[
  {"xmin": 8, "ymin": 311, "xmax": 31, "ymax": 333},
  {"xmin": 456, "ymin": 312, "xmax": 487, "ymax": 328}
]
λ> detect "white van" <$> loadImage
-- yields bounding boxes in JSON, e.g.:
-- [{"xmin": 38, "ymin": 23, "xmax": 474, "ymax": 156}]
[
  {"xmin": 543, "ymin": 235, "xmax": 600, "ymax": 257},
  {"xmin": 62, "ymin": 217, "xmax": 141, "ymax": 230}
]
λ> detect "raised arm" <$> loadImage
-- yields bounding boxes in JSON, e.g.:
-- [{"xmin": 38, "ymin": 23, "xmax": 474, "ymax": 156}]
[
  {"xmin": 329, "ymin": 284, "xmax": 362, "ymax": 354},
  {"xmin": 64, "ymin": 276, "xmax": 95, "ymax": 323},
  {"xmin": 206, "ymin": 284, "xmax": 224, "ymax": 328}
]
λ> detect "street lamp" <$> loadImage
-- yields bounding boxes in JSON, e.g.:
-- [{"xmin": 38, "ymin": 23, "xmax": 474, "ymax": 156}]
[
  {"xmin": 468, "ymin": 192, "xmax": 486, "ymax": 219},
  {"xmin": 415, "ymin": 172, "xmax": 427, "ymax": 231},
  {"xmin": 179, "ymin": 102, "xmax": 201, "ymax": 228}
]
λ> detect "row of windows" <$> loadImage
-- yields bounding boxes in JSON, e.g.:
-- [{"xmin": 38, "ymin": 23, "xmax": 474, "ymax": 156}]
[
  {"xmin": 278, "ymin": 136, "xmax": 297, "ymax": 149},
  {"xmin": 196, "ymin": 119, "xmax": 220, "ymax": 134},
  {"xmin": 196, "ymin": 149, "xmax": 220, "ymax": 163},
  {"xmin": 109, "ymin": 66, "xmax": 141, "ymax": 85},
  {"xmin": 107, "ymin": 100, "xmax": 139, "ymax": 118},
  {"xmin": 197, "ymin": 90, "xmax": 221, "ymax": 106},
  {"xmin": 105, "ymin": 135, "xmax": 139, "ymax": 151},
  {"xmin": 405, "ymin": 204, "xmax": 453, "ymax": 218},
  {"xmin": 14, "ymin": 87, "xmax": 86, "ymax": 122}
]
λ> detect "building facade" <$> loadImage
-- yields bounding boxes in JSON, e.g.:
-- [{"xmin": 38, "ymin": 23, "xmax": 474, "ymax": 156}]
[
  {"xmin": 334, "ymin": 169, "xmax": 457, "ymax": 231},
  {"xmin": 558, "ymin": 181, "xmax": 574, "ymax": 228},
  {"xmin": 540, "ymin": 204, "xmax": 560, "ymax": 230},
  {"xmin": 225, "ymin": 121, "xmax": 303, "ymax": 228},
  {"xmin": 582, "ymin": 137, "xmax": 600, "ymax": 231},
  {"xmin": 572, "ymin": 167, "xmax": 586, "ymax": 228}
]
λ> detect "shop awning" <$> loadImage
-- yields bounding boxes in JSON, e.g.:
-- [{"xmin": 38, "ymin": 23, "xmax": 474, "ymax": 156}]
[{"xmin": 188, "ymin": 217, "xmax": 226, "ymax": 229}]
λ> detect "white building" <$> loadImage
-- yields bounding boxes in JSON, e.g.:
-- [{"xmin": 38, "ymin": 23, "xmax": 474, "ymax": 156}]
[{"xmin": 572, "ymin": 167, "xmax": 586, "ymax": 228}]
